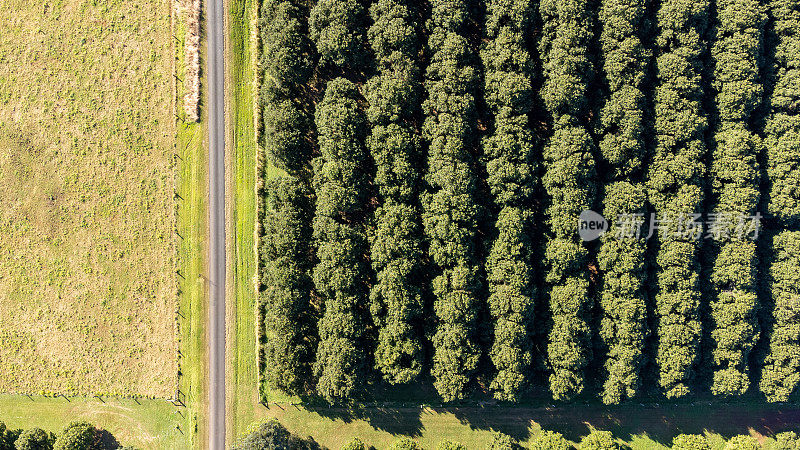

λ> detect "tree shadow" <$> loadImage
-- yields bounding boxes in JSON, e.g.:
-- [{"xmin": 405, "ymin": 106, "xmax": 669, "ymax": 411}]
[
  {"xmin": 449, "ymin": 402, "xmax": 800, "ymax": 446},
  {"xmin": 97, "ymin": 429, "xmax": 120, "ymax": 449},
  {"xmin": 309, "ymin": 405, "xmax": 425, "ymax": 437},
  {"xmin": 307, "ymin": 401, "xmax": 800, "ymax": 446}
]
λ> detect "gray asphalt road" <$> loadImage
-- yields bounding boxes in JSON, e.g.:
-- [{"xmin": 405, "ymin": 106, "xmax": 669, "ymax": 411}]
[{"xmin": 207, "ymin": 0, "xmax": 226, "ymax": 445}]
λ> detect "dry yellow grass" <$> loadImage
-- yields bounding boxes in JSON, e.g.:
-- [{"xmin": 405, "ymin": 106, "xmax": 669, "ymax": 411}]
[{"xmin": 0, "ymin": 0, "xmax": 177, "ymax": 398}]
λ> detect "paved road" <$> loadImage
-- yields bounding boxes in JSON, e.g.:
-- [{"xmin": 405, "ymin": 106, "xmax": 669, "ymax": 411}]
[{"xmin": 207, "ymin": 0, "xmax": 226, "ymax": 445}]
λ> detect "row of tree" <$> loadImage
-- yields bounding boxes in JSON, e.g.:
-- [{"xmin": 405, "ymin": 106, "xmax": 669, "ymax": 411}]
[
  {"xmin": 234, "ymin": 420, "xmax": 800, "ymax": 450},
  {"xmin": 257, "ymin": 0, "xmax": 800, "ymax": 404},
  {"xmin": 760, "ymin": 0, "xmax": 800, "ymax": 403},
  {"xmin": 0, "ymin": 421, "xmax": 129, "ymax": 450}
]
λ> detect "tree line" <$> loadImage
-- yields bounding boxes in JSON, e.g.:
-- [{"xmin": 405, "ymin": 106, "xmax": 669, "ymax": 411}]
[
  {"xmin": 257, "ymin": 0, "xmax": 800, "ymax": 404},
  {"xmin": 0, "ymin": 421, "xmax": 131, "ymax": 450},
  {"xmin": 233, "ymin": 420, "xmax": 800, "ymax": 450}
]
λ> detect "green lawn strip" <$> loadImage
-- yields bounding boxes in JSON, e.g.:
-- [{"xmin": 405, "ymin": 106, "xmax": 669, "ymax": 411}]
[
  {"xmin": 176, "ymin": 107, "xmax": 207, "ymax": 449},
  {"xmin": 228, "ymin": 0, "xmax": 262, "ymax": 440},
  {"xmin": 0, "ymin": 395, "xmax": 182, "ymax": 449},
  {"xmin": 175, "ymin": 4, "xmax": 208, "ymax": 447},
  {"xmin": 258, "ymin": 403, "xmax": 799, "ymax": 450}
]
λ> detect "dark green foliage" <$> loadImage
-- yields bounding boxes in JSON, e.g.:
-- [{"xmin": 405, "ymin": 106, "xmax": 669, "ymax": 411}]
[
  {"xmin": 260, "ymin": 0, "xmax": 314, "ymax": 176},
  {"xmin": 437, "ymin": 442, "xmax": 467, "ymax": 450},
  {"xmin": 487, "ymin": 432, "xmax": 517, "ymax": 450},
  {"xmin": 765, "ymin": 0, "xmax": 800, "ymax": 226},
  {"xmin": 422, "ymin": 0, "xmax": 483, "ymax": 402},
  {"xmin": 341, "ymin": 438, "xmax": 367, "ymax": 450},
  {"xmin": 309, "ymin": 0, "xmax": 366, "ymax": 69},
  {"xmin": 579, "ymin": 430, "xmax": 620, "ymax": 450},
  {"xmin": 648, "ymin": 0, "xmax": 710, "ymax": 399},
  {"xmin": 255, "ymin": 0, "xmax": 800, "ymax": 406},
  {"xmin": 724, "ymin": 436, "xmax": 759, "ymax": 450},
  {"xmin": 760, "ymin": 231, "xmax": 800, "ymax": 402},
  {"xmin": 312, "ymin": 78, "xmax": 372, "ymax": 402},
  {"xmin": 598, "ymin": 0, "xmax": 650, "ymax": 179},
  {"xmin": 597, "ymin": 184, "xmax": 648, "ymax": 405},
  {"xmin": 530, "ymin": 431, "xmax": 572, "ymax": 450},
  {"xmin": 261, "ymin": 176, "xmax": 317, "ymax": 395},
  {"xmin": 366, "ymin": 0, "xmax": 426, "ymax": 385},
  {"xmin": 14, "ymin": 428, "xmax": 55, "ymax": 450},
  {"xmin": 761, "ymin": 0, "xmax": 800, "ymax": 403},
  {"xmin": 389, "ymin": 438, "xmax": 424, "ymax": 450},
  {"xmin": 53, "ymin": 422, "xmax": 98, "ymax": 450},
  {"xmin": 232, "ymin": 420, "xmax": 315, "ymax": 450},
  {"xmin": 539, "ymin": 0, "xmax": 598, "ymax": 401},
  {"xmin": 776, "ymin": 432, "xmax": 800, "ymax": 450},
  {"xmin": 481, "ymin": 0, "xmax": 537, "ymax": 402},
  {"xmin": 370, "ymin": 201, "xmax": 426, "ymax": 383},
  {"xmin": 708, "ymin": 0, "xmax": 765, "ymax": 397},
  {"xmin": 262, "ymin": 99, "xmax": 313, "ymax": 177},
  {"xmin": 1, "ymin": 423, "xmax": 19, "ymax": 450},
  {"xmin": 596, "ymin": 0, "xmax": 650, "ymax": 405},
  {"xmin": 485, "ymin": 207, "xmax": 536, "ymax": 400},
  {"xmin": 672, "ymin": 435, "xmax": 711, "ymax": 450}
]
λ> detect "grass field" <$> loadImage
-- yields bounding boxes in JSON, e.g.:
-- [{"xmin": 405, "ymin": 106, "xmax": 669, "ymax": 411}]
[
  {"xmin": 0, "ymin": 0, "xmax": 177, "ymax": 397},
  {"xmin": 0, "ymin": 0, "xmax": 207, "ymax": 449}
]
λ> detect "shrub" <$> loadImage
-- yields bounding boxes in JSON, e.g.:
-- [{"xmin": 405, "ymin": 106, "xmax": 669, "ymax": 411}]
[
  {"xmin": 672, "ymin": 434, "xmax": 710, "ymax": 450},
  {"xmin": 14, "ymin": 427, "xmax": 55, "ymax": 450},
  {"xmin": 366, "ymin": 0, "xmax": 426, "ymax": 385},
  {"xmin": 422, "ymin": 0, "xmax": 484, "ymax": 402},
  {"xmin": 776, "ymin": 432, "xmax": 799, "ymax": 450},
  {"xmin": 53, "ymin": 422, "xmax": 99, "ymax": 450},
  {"xmin": 437, "ymin": 442, "xmax": 467, "ymax": 450},
  {"xmin": 765, "ymin": 0, "xmax": 800, "ymax": 226},
  {"xmin": 647, "ymin": 0, "xmax": 710, "ymax": 399},
  {"xmin": 724, "ymin": 435, "xmax": 759, "ymax": 450},
  {"xmin": 312, "ymin": 78, "xmax": 372, "ymax": 402},
  {"xmin": 596, "ymin": 0, "xmax": 650, "ymax": 405},
  {"xmin": 261, "ymin": 176, "xmax": 317, "ymax": 395},
  {"xmin": 487, "ymin": 432, "xmax": 517, "ymax": 450},
  {"xmin": 760, "ymin": 231, "xmax": 800, "ymax": 402},
  {"xmin": 259, "ymin": 0, "xmax": 314, "ymax": 176},
  {"xmin": 580, "ymin": 430, "xmax": 620, "ymax": 450},
  {"xmin": 760, "ymin": 0, "xmax": 800, "ymax": 404},
  {"xmin": 530, "ymin": 431, "xmax": 572, "ymax": 450},
  {"xmin": 341, "ymin": 437, "xmax": 366, "ymax": 450},
  {"xmin": 309, "ymin": 0, "xmax": 367, "ymax": 69},
  {"xmin": 481, "ymin": 0, "xmax": 538, "ymax": 402},
  {"xmin": 389, "ymin": 437, "xmax": 424, "ymax": 450},
  {"xmin": 539, "ymin": 0, "xmax": 598, "ymax": 401},
  {"xmin": 708, "ymin": 0, "xmax": 766, "ymax": 397}
]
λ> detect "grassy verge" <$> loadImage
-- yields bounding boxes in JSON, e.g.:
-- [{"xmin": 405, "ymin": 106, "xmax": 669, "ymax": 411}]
[
  {"xmin": 175, "ymin": 9, "xmax": 209, "ymax": 447},
  {"xmin": 174, "ymin": 0, "xmax": 210, "ymax": 447},
  {"xmin": 227, "ymin": 0, "xmax": 262, "ymax": 442}
]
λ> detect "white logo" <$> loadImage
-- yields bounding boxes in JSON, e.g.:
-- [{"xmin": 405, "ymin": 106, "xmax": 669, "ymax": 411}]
[{"xmin": 578, "ymin": 210, "xmax": 607, "ymax": 242}]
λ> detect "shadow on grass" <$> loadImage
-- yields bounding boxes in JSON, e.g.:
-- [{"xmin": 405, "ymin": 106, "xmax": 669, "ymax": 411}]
[
  {"xmin": 306, "ymin": 405, "xmax": 426, "ymax": 437},
  {"xmin": 306, "ymin": 401, "xmax": 800, "ymax": 446}
]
